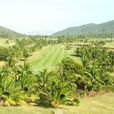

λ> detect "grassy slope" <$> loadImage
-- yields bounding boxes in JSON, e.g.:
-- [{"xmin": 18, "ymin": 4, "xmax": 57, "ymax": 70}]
[
  {"xmin": 28, "ymin": 44, "xmax": 81, "ymax": 71},
  {"xmin": 104, "ymin": 42, "xmax": 114, "ymax": 48},
  {"xmin": 0, "ymin": 38, "xmax": 15, "ymax": 47},
  {"xmin": 63, "ymin": 92, "xmax": 114, "ymax": 114},
  {"xmin": 0, "ymin": 106, "xmax": 53, "ymax": 114},
  {"xmin": 0, "ymin": 92, "xmax": 114, "ymax": 114}
]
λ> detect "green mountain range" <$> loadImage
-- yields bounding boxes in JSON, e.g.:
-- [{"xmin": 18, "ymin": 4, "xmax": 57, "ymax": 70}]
[
  {"xmin": 0, "ymin": 26, "xmax": 24, "ymax": 38},
  {"xmin": 53, "ymin": 20, "xmax": 114, "ymax": 38},
  {"xmin": 1, "ymin": 20, "xmax": 114, "ymax": 38}
]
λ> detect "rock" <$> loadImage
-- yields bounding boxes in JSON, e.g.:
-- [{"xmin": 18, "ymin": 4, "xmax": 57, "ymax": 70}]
[{"xmin": 53, "ymin": 109, "xmax": 63, "ymax": 114}]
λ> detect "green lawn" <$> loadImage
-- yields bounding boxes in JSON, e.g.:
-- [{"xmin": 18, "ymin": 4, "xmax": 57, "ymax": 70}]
[
  {"xmin": 28, "ymin": 44, "xmax": 81, "ymax": 71},
  {"xmin": 104, "ymin": 42, "xmax": 114, "ymax": 48},
  {"xmin": 0, "ymin": 92, "xmax": 114, "ymax": 114},
  {"xmin": 63, "ymin": 92, "xmax": 114, "ymax": 114},
  {"xmin": 0, "ymin": 105, "xmax": 53, "ymax": 114}
]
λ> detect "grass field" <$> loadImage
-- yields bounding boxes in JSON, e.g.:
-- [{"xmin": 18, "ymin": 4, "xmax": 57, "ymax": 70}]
[
  {"xmin": 104, "ymin": 42, "xmax": 114, "ymax": 48},
  {"xmin": 28, "ymin": 44, "xmax": 81, "ymax": 71},
  {"xmin": 63, "ymin": 92, "xmax": 114, "ymax": 114},
  {"xmin": 0, "ymin": 92, "xmax": 114, "ymax": 114}
]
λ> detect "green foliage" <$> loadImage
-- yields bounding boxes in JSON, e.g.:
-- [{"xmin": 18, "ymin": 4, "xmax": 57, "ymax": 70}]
[
  {"xmin": 94, "ymin": 40, "xmax": 106, "ymax": 47},
  {"xmin": 0, "ymin": 37, "xmax": 114, "ymax": 108},
  {"xmin": 65, "ymin": 44, "xmax": 71, "ymax": 50},
  {"xmin": 74, "ymin": 47, "xmax": 114, "ymax": 92},
  {"xmin": 36, "ymin": 69, "xmax": 79, "ymax": 107},
  {"xmin": 0, "ymin": 26, "xmax": 24, "ymax": 38},
  {"xmin": 58, "ymin": 57, "xmax": 84, "ymax": 82},
  {"xmin": 0, "ymin": 62, "xmax": 36, "ymax": 106},
  {"xmin": 53, "ymin": 20, "xmax": 114, "ymax": 38}
]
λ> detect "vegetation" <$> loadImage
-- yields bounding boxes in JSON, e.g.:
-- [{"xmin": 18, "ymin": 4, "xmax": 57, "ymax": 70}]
[
  {"xmin": 0, "ymin": 26, "xmax": 25, "ymax": 38},
  {"xmin": 53, "ymin": 20, "xmax": 114, "ymax": 38},
  {"xmin": 28, "ymin": 45, "xmax": 76, "ymax": 71},
  {"xmin": 0, "ymin": 92, "xmax": 114, "ymax": 114},
  {"xmin": 0, "ymin": 37, "xmax": 114, "ymax": 114}
]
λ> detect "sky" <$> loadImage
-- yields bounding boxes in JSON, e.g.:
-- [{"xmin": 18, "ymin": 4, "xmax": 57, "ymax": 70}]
[{"xmin": 0, "ymin": 0, "xmax": 114, "ymax": 35}]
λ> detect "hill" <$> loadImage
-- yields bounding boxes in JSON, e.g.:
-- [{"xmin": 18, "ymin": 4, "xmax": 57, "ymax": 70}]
[
  {"xmin": 53, "ymin": 20, "xmax": 114, "ymax": 38},
  {"xmin": 0, "ymin": 26, "xmax": 24, "ymax": 38}
]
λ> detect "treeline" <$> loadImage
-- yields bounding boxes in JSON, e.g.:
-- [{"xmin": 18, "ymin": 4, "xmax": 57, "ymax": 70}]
[
  {"xmin": 0, "ymin": 38, "xmax": 57, "ymax": 65},
  {"xmin": 55, "ymin": 33, "xmax": 114, "ymax": 40}
]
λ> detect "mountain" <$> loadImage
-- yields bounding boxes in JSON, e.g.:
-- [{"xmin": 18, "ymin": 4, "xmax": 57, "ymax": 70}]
[
  {"xmin": 0, "ymin": 26, "xmax": 24, "ymax": 38},
  {"xmin": 53, "ymin": 20, "xmax": 114, "ymax": 38}
]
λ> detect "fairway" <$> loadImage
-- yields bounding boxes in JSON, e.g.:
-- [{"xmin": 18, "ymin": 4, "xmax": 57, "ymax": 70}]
[
  {"xmin": 0, "ymin": 92, "xmax": 114, "ymax": 114},
  {"xmin": 104, "ymin": 42, "xmax": 114, "ymax": 48},
  {"xmin": 28, "ymin": 45, "xmax": 81, "ymax": 71},
  {"xmin": 63, "ymin": 92, "xmax": 114, "ymax": 114}
]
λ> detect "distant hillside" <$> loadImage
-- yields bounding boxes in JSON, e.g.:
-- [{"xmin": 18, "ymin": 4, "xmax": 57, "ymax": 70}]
[
  {"xmin": 53, "ymin": 20, "xmax": 114, "ymax": 38},
  {"xmin": 0, "ymin": 26, "xmax": 24, "ymax": 38}
]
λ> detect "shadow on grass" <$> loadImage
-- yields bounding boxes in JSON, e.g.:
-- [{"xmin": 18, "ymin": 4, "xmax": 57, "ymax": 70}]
[
  {"xmin": 32, "ymin": 101, "xmax": 68, "ymax": 110},
  {"xmin": 70, "ymin": 53, "xmax": 81, "ymax": 57}
]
